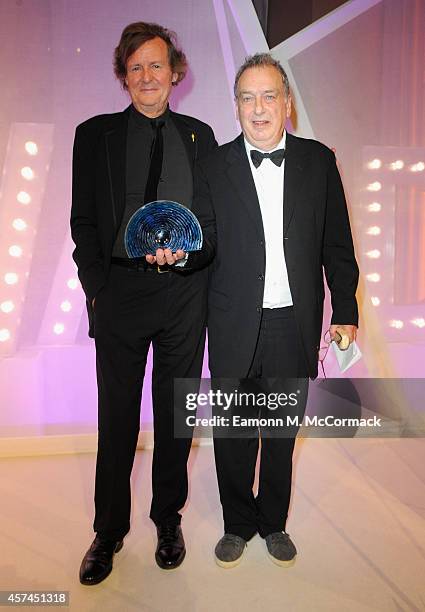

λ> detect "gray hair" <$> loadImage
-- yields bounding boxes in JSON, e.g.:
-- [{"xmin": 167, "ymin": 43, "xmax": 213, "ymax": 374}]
[{"xmin": 234, "ymin": 53, "xmax": 290, "ymax": 99}]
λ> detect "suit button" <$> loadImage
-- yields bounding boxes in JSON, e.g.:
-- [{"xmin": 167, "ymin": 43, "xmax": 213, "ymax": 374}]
[
  {"xmin": 260, "ymin": 241, "xmax": 264, "ymax": 246},
  {"xmin": 258, "ymin": 274, "xmax": 264, "ymax": 281},
  {"xmin": 256, "ymin": 307, "xmax": 262, "ymax": 313}
]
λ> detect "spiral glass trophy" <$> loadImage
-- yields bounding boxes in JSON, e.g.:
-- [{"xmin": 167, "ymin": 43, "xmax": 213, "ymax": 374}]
[{"xmin": 124, "ymin": 200, "xmax": 203, "ymax": 257}]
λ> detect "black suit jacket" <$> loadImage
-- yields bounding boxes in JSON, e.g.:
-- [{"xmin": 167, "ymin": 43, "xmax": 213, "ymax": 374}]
[
  {"xmin": 189, "ymin": 132, "xmax": 359, "ymax": 379},
  {"xmin": 70, "ymin": 104, "xmax": 217, "ymax": 336}
]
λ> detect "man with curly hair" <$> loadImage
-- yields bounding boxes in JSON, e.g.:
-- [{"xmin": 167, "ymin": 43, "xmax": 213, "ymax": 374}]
[{"xmin": 72, "ymin": 21, "xmax": 216, "ymax": 585}]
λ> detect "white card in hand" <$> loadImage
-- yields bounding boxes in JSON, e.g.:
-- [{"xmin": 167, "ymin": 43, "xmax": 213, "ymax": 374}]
[{"xmin": 331, "ymin": 340, "xmax": 362, "ymax": 372}]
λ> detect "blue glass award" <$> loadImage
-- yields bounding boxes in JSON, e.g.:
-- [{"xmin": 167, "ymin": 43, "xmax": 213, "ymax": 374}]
[{"xmin": 124, "ymin": 200, "xmax": 203, "ymax": 257}]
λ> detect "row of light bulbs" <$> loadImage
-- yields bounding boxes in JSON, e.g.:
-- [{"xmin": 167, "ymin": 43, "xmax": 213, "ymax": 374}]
[
  {"xmin": 365, "ymin": 195, "xmax": 384, "ymax": 308},
  {"xmin": 0, "ymin": 142, "xmax": 37, "ymax": 343},
  {"xmin": 24, "ymin": 141, "xmax": 79, "ymax": 336},
  {"xmin": 52, "ymin": 278, "xmax": 82, "ymax": 335},
  {"xmin": 364, "ymin": 172, "xmax": 424, "ymax": 331},
  {"xmin": 365, "ymin": 189, "xmax": 382, "ymax": 294},
  {"xmin": 0, "ymin": 277, "xmax": 80, "ymax": 339},
  {"xmin": 367, "ymin": 158, "xmax": 425, "ymax": 172},
  {"xmin": 389, "ymin": 319, "xmax": 425, "ymax": 329}
]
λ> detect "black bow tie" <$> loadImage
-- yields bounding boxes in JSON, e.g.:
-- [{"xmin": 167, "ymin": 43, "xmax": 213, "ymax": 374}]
[{"xmin": 250, "ymin": 148, "xmax": 285, "ymax": 168}]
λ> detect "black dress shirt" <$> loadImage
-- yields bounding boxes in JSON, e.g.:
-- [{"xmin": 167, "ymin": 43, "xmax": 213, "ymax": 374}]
[{"xmin": 112, "ymin": 105, "xmax": 193, "ymax": 258}]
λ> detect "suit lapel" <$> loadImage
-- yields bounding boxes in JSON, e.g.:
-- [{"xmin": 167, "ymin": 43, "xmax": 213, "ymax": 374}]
[
  {"xmin": 104, "ymin": 106, "xmax": 129, "ymax": 232},
  {"xmin": 225, "ymin": 134, "xmax": 265, "ymax": 241},
  {"xmin": 283, "ymin": 132, "xmax": 309, "ymax": 235},
  {"xmin": 171, "ymin": 112, "xmax": 197, "ymax": 170}
]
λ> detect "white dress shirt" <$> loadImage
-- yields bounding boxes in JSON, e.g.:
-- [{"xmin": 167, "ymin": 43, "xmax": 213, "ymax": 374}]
[{"xmin": 245, "ymin": 132, "xmax": 293, "ymax": 308}]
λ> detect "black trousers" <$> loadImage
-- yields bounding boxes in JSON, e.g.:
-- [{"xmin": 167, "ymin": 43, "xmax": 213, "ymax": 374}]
[
  {"xmin": 93, "ymin": 264, "xmax": 207, "ymax": 540},
  {"xmin": 213, "ymin": 306, "xmax": 309, "ymax": 540}
]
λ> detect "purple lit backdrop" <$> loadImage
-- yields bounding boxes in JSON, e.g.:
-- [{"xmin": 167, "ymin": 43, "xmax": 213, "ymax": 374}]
[{"xmin": 0, "ymin": 0, "xmax": 424, "ymax": 438}]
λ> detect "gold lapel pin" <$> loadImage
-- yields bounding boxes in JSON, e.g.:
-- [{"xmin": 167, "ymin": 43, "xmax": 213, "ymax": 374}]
[{"xmin": 191, "ymin": 132, "xmax": 195, "ymax": 142}]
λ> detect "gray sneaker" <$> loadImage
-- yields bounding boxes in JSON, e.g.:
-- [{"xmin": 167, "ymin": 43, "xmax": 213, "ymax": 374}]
[
  {"xmin": 265, "ymin": 532, "xmax": 297, "ymax": 567},
  {"xmin": 214, "ymin": 534, "xmax": 247, "ymax": 568}
]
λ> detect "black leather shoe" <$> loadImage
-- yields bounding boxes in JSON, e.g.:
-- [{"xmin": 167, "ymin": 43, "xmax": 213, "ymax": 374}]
[
  {"xmin": 155, "ymin": 525, "xmax": 186, "ymax": 569},
  {"xmin": 79, "ymin": 536, "xmax": 123, "ymax": 585}
]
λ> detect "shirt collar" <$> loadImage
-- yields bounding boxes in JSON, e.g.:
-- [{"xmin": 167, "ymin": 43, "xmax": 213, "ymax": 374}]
[
  {"xmin": 130, "ymin": 104, "xmax": 170, "ymax": 128},
  {"xmin": 244, "ymin": 130, "xmax": 286, "ymax": 157}
]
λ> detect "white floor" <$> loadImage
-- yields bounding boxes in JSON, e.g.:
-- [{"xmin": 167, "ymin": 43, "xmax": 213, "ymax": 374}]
[{"xmin": 0, "ymin": 439, "xmax": 424, "ymax": 611}]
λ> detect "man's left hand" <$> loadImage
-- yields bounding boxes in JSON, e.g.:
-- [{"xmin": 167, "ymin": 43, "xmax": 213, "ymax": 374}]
[
  {"xmin": 329, "ymin": 324, "xmax": 357, "ymax": 348},
  {"xmin": 146, "ymin": 248, "xmax": 186, "ymax": 266}
]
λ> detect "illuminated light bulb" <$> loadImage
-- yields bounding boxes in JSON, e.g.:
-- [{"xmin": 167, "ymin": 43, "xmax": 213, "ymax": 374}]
[
  {"xmin": 366, "ymin": 249, "xmax": 381, "ymax": 259},
  {"xmin": 367, "ymin": 181, "xmax": 382, "ymax": 192},
  {"xmin": 17, "ymin": 191, "xmax": 31, "ymax": 204},
  {"xmin": 21, "ymin": 166, "xmax": 34, "ymax": 180},
  {"xmin": 4, "ymin": 273, "xmax": 18, "ymax": 285},
  {"xmin": 390, "ymin": 160, "xmax": 404, "ymax": 170},
  {"xmin": 67, "ymin": 278, "xmax": 79, "ymax": 290},
  {"xmin": 12, "ymin": 218, "xmax": 27, "ymax": 231},
  {"xmin": 61, "ymin": 300, "xmax": 72, "ymax": 312},
  {"xmin": 0, "ymin": 329, "xmax": 11, "ymax": 342},
  {"xmin": 76, "ymin": 47, "xmax": 81, "ymax": 53},
  {"xmin": 0, "ymin": 301, "xmax": 15, "ymax": 313},
  {"xmin": 9, "ymin": 245, "xmax": 23, "ymax": 257},
  {"xmin": 53, "ymin": 323, "xmax": 65, "ymax": 335},
  {"xmin": 367, "ymin": 159, "xmax": 382, "ymax": 169},
  {"xmin": 25, "ymin": 141, "xmax": 38, "ymax": 155},
  {"xmin": 410, "ymin": 162, "xmax": 425, "ymax": 173},
  {"xmin": 390, "ymin": 319, "xmax": 404, "ymax": 329},
  {"xmin": 366, "ymin": 273, "xmax": 380, "ymax": 282},
  {"xmin": 412, "ymin": 318, "xmax": 425, "ymax": 328},
  {"xmin": 366, "ymin": 226, "xmax": 381, "ymax": 235},
  {"xmin": 371, "ymin": 297, "xmax": 380, "ymax": 306},
  {"xmin": 368, "ymin": 202, "xmax": 381, "ymax": 212}
]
